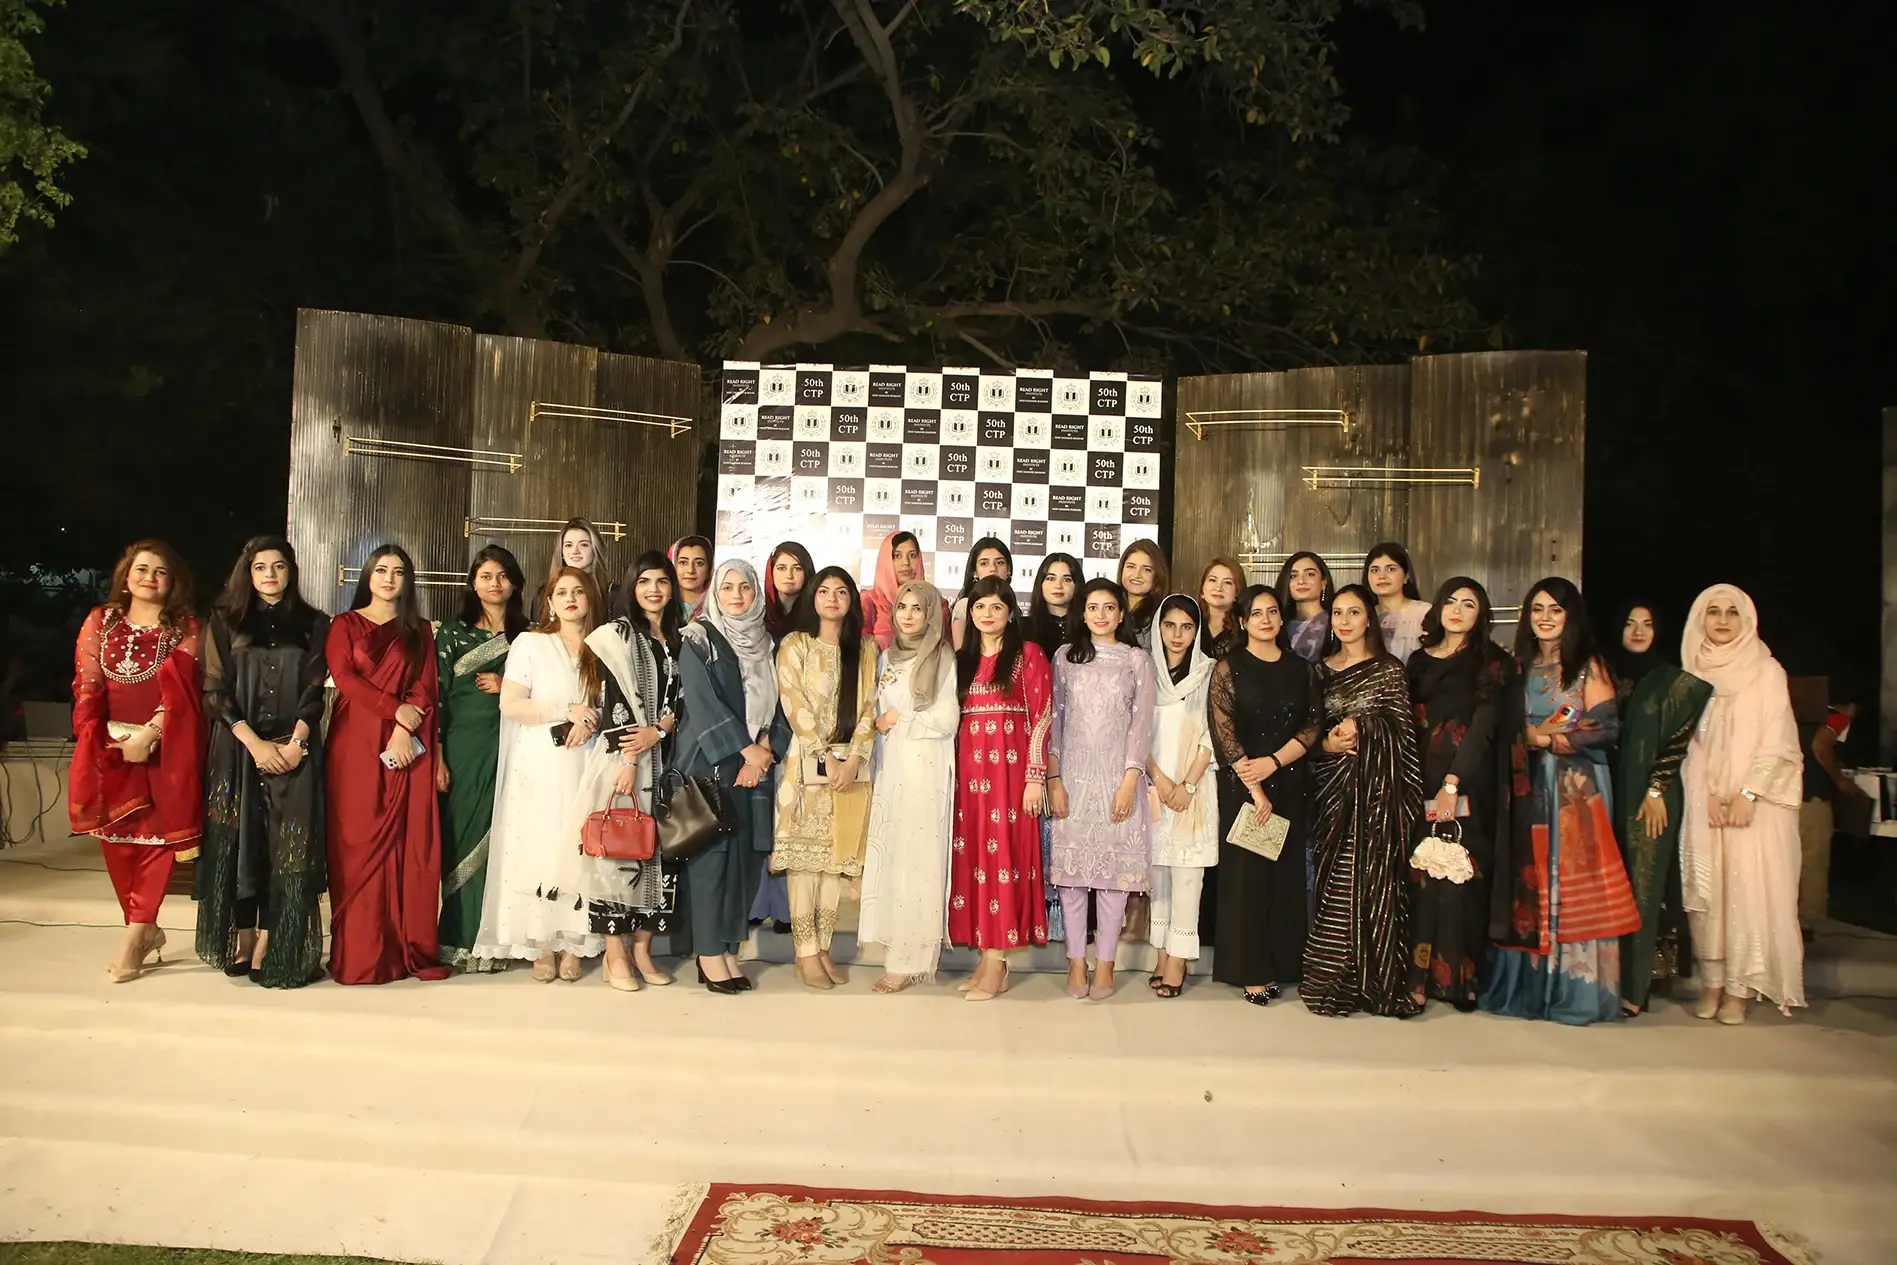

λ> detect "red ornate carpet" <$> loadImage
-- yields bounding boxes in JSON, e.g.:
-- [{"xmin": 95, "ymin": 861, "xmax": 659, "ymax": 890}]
[{"xmin": 670, "ymin": 1184, "xmax": 1807, "ymax": 1265}]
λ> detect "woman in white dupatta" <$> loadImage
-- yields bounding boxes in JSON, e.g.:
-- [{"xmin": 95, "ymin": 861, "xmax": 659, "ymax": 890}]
[
  {"xmin": 1145, "ymin": 595, "xmax": 1217, "ymax": 997},
  {"xmin": 858, "ymin": 580, "xmax": 959, "ymax": 992},
  {"xmin": 1679, "ymin": 583, "xmax": 1805, "ymax": 1022}
]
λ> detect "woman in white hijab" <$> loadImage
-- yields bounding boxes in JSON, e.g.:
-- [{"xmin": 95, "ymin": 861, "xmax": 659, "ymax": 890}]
[
  {"xmin": 857, "ymin": 580, "xmax": 960, "ymax": 992},
  {"xmin": 1678, "ymin": 583, "xmax": 1806, "ymax": 1023},
  {"xmin": 1145, "ymin": 594, "xmax": 1218, "ymax": 997}
]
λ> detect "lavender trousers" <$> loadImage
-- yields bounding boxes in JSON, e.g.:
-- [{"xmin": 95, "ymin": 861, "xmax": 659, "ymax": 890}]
[{"xmin": 1057, "ymin": 886, "xmax": 1131, "ymax": 964}]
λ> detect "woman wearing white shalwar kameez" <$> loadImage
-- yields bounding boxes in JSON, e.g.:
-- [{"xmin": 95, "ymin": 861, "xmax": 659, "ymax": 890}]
[
  {"xmin": 1145, "ymin": 595, "xmax": 1217, "ymax": 997},
  {"xmin": 859, "ymin": 581, "xmax": 959, "ymax": 992},
  {"xmin": 1679, "ymin": 583, "xmax": 1806, "ymax": 1022}
]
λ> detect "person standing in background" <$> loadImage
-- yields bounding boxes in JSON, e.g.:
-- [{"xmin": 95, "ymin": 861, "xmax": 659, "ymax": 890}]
[
  {"xmin": 1275, "ymin": 551, "xmax": 1334, "ymax": 664},
  {"xmin": 1362, "ymin": 543, "xmax": 1431, "ymax": 665},
  {"xmin": 763, "ymin": 541, "xmax": 813, "ymax": 645},
  {"xmin": 196, "ymin": 536, "xmax": 329, "ymax": 988},
  {"xmin": 1196, "ymin": 557, "xmax": 1244, "ymax": 661},
  {"xmin": 70, "ymin": 539, "xmax": 207, "ymax": 983},
  {"xmin": 861, "ymin": 530, "xmax": 928, "ymax": 650},
  {"xmin": 1797, "ymin": 694, "xmax": 1862, "ymax": 938},
  {"xmin": 1024, "ymin": 552, "xmax": 1080, "ymax": 943},
  {"xmin": 545, "ymin": 519, "xmax": 614, "ymax": 616},
  {"xmin": 670, "ymin": 535, "xmax": 714, "ymax": 622},
  {"xmin": 950, "ymin": 537, "xmax": 1013, "ymax": 650},
  {"xmin": 1116, "ymin": 539, "xmax": 1170, "ymax": 648}
]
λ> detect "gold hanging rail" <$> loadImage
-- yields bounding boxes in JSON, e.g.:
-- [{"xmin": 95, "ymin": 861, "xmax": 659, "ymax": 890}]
[
  {"xmin": 530, "ymin": 401, "xmax": 693, "ymax": 438},
  {"xmin": 344, "ymin": 436, "xmax": 523, "ymax": 472},
  {"xmin": 337, "ymin": 565, "xmax": 469, "ymax": 590},
  {"xmin": 1236, "ymin": 551, "xmax": 1367, "ymax": 574},
  {"xmin": 466, "ymin": 516, "xmax": 627, "ymax": 541},
  {"xmin": 1183, "ymin": 407, "xmax": 1350, "ymax": 440},
  {"xmin": 1303, "ymin": 465, "xmax": 1480, "ymax": 490}
]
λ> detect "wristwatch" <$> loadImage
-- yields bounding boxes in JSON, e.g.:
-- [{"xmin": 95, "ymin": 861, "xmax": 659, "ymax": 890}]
[
  {"xmin": 1182, "ymin": 781, "xmax": 1197, "ymax": 796},
  {"xmin": 1645, "ymin": 787, "xmax": 1662, "ymax": 800},
  {"xmin": 1739, "ymin": 788, "xmax": 1759, "ymax": 802},
  {"xmin": 289, "ymin": 737, "xmax": 310, "ymax": 752}
]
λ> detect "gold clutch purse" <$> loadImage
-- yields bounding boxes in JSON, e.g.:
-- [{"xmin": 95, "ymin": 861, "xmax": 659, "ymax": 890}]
[
  {"xmin": 1224, "ymin": 802, "xmax": 1290, "ymax": 861},
  {"xmin": 107, "ymin": 720, "xmax": 157, "ymax": 752}
]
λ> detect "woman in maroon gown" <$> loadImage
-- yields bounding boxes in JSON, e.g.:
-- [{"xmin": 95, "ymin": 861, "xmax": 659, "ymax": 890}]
[
  {"xmin": 71, "ymin": 539, "xmax": 207, "ymax": 982},
  {"xmin": 948, "ymin": 577, "xmax": 1053, "ymax": 1000},
  {"xmin": 324, "ymin": 544, "xmax": 450, "ymax": 984}
]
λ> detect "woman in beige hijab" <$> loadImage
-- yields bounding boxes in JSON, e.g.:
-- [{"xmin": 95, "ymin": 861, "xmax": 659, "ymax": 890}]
[
  {"xmin": 1678, "ymin": 584, "xmax": 1806, "ymax": 1023},
  {"xmin": 858, "ymin": 581, "xmax": 959, "ymax": 992}
]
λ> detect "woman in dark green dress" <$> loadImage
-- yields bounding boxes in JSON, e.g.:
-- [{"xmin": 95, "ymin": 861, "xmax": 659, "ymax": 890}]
[
  {"xmin": 1610, "ymin": 600, "xmax": 1712, "ymax": 1014},
  {"xmin": 435, "ymin": 546, "xmax": 528, "ymax": 969}
]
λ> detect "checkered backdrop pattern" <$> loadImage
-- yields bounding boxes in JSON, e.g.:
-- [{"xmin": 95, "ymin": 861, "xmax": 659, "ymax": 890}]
[{"xmin": 715, "ymin": 362, "xmax": 1164, "ymax": 601}]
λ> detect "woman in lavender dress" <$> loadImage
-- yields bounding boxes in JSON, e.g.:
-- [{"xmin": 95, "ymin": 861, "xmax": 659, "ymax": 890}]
[{"xmin": 1048, "ymin": 578, "xmax": 1157, "ymax": 1000}]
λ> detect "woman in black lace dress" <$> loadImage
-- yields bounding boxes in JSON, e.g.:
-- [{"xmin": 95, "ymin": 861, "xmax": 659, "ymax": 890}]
[{"xmin": 1208, "ymin": 584, "xmax": 1321, "ymax": 1005}]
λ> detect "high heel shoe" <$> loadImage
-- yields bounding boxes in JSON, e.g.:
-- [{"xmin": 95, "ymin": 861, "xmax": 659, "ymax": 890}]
[
  {"xmin": 695, "ymin": 961, "xmax": 741, "ymax": 994},
  {"xmin": 818, "ymin": 951, "xmax": 847, "ymax": 986},
  {"xmin": 636, "ymin": 964, "xmax": 673, "ymax": 986},
  {"xmin": 602, "ymin": 959, "xmax": 641, "ymax": 993},
  {"xmin": 794, "ymin": 955, "xmax": 834, "ymax": 990},
  {"xmin": 965, "ymin": 962, "xmax": 1009, "ymax": 1002},
  {"xmin": 143, "ymin": 928, "xmax": 166, "ymax": 966}
]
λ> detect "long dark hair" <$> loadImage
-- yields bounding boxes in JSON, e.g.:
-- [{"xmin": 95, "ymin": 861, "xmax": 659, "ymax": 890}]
[
  {"xmin": 215, "ymin": 535, "xmax": 315, "ymax": 627},
  {"xmin": 1362, "ymin": 541, "xmax": 1421, "ymax": 601},
  {"xmin": 1235, "ymin": 582, "xmax": 1288, "ymax": 653},
  {"xmin": 1273, "ymin": 550, "xmax": 1334, "ymax": 617},
  {"xmin": 956, "ymin": 576, "xmax": 1024, "ymax": 699},
  {"xmin": 1418, "ymin": 576, "xmax": 1492, "ymax": 655},
  {"xmin": 957, "ymin": 536, "xmax": 1013, "ymax": 601},
  {"xmin": 1064, "ymin": 578, "xmax": 1135, "ymax": 666},
  {"xmin": 793, "ymin": 565, "xmax": 867, "ymax": 744},
  {"xmin": 105, "ymin": 538, "xmax": 196, "ymax": 629},
  {"xmin": 1025, "ymin": 552, "xmax": 1080, "ymax": 658},
  {"xmin": 349, "ymin": 543, "xmax": 429, "ymax": 688},
  {"xmin": 1515, "ymin": 575, "xmax": 1597, "ymax": 689},
  {"xmin": 1323, "ymin": 582, "xmax": 1393, "ymax": 662},
  {"xmin": 619, "ymin": 550, "xmax": 683, "ymax": 650},
  {"xmin": 764, "ymin": 540, "xmax": 815, "ymax": 639},
  {"xmin": 456, "ymin": 545, "xmax": 529, "ymax": 638}
]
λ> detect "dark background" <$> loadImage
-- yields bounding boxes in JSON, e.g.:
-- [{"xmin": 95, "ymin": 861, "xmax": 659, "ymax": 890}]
[{"xmin": 1, "ymin": 1, "xmax": 1890, "ymax": 716}]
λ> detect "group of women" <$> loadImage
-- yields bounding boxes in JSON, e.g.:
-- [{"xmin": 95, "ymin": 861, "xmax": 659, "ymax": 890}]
[{"xmin": 70, "ymin": 526, "xmax": 1808, "ymax": 1025}]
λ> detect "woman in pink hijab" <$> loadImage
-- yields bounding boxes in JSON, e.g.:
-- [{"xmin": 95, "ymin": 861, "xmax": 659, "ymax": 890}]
[
  {"xmin": 1678, "ymin": 583, "xmax": 1806, "ymax": 1023},
  {"xmin": 861, "ymin": 531, "xmax": 926, "ymax": 651}
]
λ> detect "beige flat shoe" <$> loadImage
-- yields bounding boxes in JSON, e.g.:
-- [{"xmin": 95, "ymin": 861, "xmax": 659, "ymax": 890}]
[
  {"xmin": 532, "ymin": 956, "xmax": 557, "ymax": 983},
  {"xmin": 557, "ymin": 953, "xmax": 581, "ymax": 982},
  {"xmin": 1716, "ymin": 994, "xmax": 1750, "ymax": 1026},
  {"xmin": 1694, "ymin": 987, "xmax": 1721, "ymax": 1020}
]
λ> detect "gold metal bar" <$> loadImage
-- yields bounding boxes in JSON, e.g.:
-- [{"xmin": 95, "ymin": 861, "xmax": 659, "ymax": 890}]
[
  {"xmin": 337, "ymin": 565, "xmax": 469, "ymax": 589},
  {"xmin": 344, "ymin": 436, "xmax": 523, "ymax": 472},
  {"xmin": 1182, "ymin": 408, "xmax": 1350, "ymax": 440},
  {"xmin": 1302, "ymin": 464, "xmax": 1480, "ymax": 490},
  {"xmin": 531, "ymin": 401, "xmax": 694, "ymax": 438},
  {"xmin": 467, "ymin": 516, "xmax": 629, "ymax": 541}
]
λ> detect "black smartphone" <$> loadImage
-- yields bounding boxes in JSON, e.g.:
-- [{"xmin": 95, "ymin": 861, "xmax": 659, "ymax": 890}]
[{"xmin": 550, "ymin": 721, "xmax": 573, "ymax": 746}]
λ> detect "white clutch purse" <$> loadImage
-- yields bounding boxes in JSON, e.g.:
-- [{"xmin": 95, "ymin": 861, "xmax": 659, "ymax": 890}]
[
  {"xmin": 1225, "ymin": 802, "xmax": 1290, "ymax": 861},
  {"xmin": 107, "ymin": 720, "xmax": 156, "ymax": 752}
]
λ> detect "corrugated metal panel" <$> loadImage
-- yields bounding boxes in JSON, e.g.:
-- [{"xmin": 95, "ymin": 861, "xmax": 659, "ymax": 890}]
[
  {"xmin": 286, "ymin": 309, "xmax": 475, "ymax": 619},
  {"xmin": 1882, "ymin": 407, "xmax": 1897, "ymax": 764},
  {"xmin": 1406, "ymin": 351, "xmax": 1586, "ymax": 618},
  {"xmin": 1173, "ymin": 352, "xmax": 1585, "ymax": 621},
  {"xmin": 1173, "ymin": 365, "xmax": 1411, "ymax": 588},
  {"xmin": 288, "ymin": 311, "xmax": 703, "ymax": 622}
]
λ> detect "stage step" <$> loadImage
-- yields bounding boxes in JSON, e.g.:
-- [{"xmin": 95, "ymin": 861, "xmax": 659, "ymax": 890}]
[{"xmin": 1, "ymin": 922, "xmax": 1893, "ymax": 1265}]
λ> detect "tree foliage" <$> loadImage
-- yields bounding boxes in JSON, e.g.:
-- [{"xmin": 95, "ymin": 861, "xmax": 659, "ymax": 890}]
[
  {"xmin": 284, "ymin": 0, "xmax": 1473, "ymax": 370},
  {"xmin": 0, "ymin": 0, "xmax": 82, "ymax": 252}
]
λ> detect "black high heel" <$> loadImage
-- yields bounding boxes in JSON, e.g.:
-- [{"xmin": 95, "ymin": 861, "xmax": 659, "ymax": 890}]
[{"xmin": 697, "ymin": 961, "xmax": 743, "ymax": 995}]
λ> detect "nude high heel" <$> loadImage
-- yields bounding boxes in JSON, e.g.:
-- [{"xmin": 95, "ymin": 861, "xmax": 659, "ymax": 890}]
[{"xmin": 965, "ymin": 962, "xmax": 1009, "ymax": 1002}]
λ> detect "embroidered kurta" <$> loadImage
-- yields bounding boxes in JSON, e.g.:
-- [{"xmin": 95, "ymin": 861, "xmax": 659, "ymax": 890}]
[
  {"xmin": 1049, "ymin": 642, "xmax": 1157, "ymax": 892},
  {"xmin": 196, "ymin": 601, "xmax": 329, "ymax": 988},
  {"xmin": 949, "ymin": 645, "xmax": 1053, "ymax": 950},
  {"xmin": 773, "ymin": 632, "xmax": 878, "ymax": 877},
  {"xmin": 859, "ymin": 653, "xmax": 961, "ymax": 978}
]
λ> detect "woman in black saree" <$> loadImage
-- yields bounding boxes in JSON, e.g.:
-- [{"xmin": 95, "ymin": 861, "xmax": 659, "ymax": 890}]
[{"xmin": 1303, "ymin": 583, "xmax": 1423, "ymax": 1017}]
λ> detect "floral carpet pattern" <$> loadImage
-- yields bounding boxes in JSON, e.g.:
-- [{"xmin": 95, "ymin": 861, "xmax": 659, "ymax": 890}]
[{"xmin": 670, "ymin": 1185, "xmax": 1808, "ymax": 1265}]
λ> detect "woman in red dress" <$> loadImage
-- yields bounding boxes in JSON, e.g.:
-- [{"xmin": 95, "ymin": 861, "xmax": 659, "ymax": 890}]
[
  {"xmin": 325, "ymin": 544, "xmax": 451, "ymax": 985},
  {"xmin": 948, "ymin": 577, "xmax": 1053, "ymax": 1001},
  {"xmin": 70, "ymin": 539, "xmax": 207, "ymax": 982}
]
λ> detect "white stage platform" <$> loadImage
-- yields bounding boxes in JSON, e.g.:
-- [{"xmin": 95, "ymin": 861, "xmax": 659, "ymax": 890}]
[{"xmin": 3, "ymin": 833, "xmax": 1896, "ymax": 1265}]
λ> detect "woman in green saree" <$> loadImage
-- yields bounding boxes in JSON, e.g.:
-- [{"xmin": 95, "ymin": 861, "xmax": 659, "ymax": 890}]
[
  {"xmin": 1611, "ymin": 600, "xmax": 1712, "ymax": 1014},
  {"xmin": 435, "ymin": 546, "xmax": 529, "ymax": 969}
]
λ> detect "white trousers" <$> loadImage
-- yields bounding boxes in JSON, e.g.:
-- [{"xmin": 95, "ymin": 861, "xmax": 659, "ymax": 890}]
[{"xmin": 1147, "ymin": 864, "xmax": 1205, "ymax": 959}]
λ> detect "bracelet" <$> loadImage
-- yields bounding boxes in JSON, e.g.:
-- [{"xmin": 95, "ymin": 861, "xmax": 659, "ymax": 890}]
[
  {"xmin": 289, "ymin": 737, "xmax": 310, "ymax": 752},
  {"xmin": 1047, "ymin": 773, "xmax": 1062, "ymax": 782}
]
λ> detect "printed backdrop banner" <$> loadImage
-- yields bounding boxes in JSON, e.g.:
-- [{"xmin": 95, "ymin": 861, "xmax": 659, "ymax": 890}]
[{"xmin": 715, "ymin": 362, "xmax": 1164, "ymax": 598}]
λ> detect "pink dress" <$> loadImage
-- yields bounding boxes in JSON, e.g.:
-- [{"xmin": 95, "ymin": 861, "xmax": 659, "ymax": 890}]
[{"xmin": 948, "ymin": 644, "xmax": 1053, "ymax": 950}]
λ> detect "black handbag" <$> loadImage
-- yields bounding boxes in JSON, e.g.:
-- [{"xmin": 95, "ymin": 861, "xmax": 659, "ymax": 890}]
[{"xmin": 653, "ymin": 767, "xmax": 735, "ymax": 863}]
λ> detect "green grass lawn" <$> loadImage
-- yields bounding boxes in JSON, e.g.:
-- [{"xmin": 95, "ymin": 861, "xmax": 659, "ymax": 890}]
[{"xmin": 0, "ymin": 1247, "xmax": 408, "ymax": 1265}]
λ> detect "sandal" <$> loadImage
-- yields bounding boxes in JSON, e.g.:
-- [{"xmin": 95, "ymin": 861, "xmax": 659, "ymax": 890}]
[
  {"xmin": 1154, "ymin": 982, "xmax": 1182, "ymax": 999},
  {"xmin": 871, "ymin": 973, "xmax": 915, "ymax": 994}
]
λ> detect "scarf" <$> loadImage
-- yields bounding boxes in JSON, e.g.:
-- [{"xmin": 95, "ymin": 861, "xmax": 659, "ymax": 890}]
[
  {"xmin": 866, "ymin": 531, "xmax": 927, "ymax": 650},
  {"xmin": 684, "ymin": 557, "xmax": 779, "ymax": 737},
  {"xmin": 1606, "ymin": 598, "xmax": 1666, "ymax": 688},
  {"xmin": 885, "ymin": 580, "xmax": 949, "ymax": 708},
  {"xmin": 1148, "ymin": 594, "xmax": 1214, "ymax": 708},
  {"xmin": 1680, "ymin": 584, "xmax": 1771, "ymax": 699}
]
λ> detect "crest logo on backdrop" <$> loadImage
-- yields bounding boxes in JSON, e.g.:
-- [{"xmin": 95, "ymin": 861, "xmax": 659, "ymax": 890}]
[{"xmin": 716, "ymin": 362, "xmax": 1163, "ymax": 598}]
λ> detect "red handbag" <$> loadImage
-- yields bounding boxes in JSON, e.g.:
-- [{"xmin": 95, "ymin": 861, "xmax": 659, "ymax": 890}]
[{"xmin": 580, "ymin": 797, "xmax": 656, "ymax": 861}]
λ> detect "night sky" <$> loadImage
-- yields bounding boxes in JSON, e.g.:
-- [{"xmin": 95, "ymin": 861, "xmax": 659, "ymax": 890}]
[{"xmin": 1, "ymin": 2, "xmax": 1890, "ymax": 706}]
